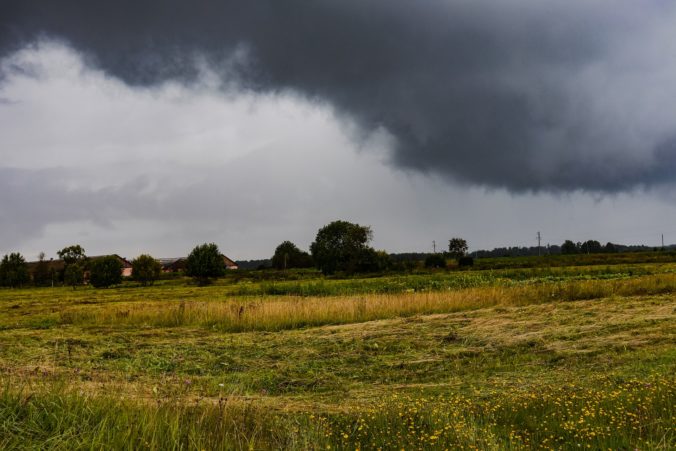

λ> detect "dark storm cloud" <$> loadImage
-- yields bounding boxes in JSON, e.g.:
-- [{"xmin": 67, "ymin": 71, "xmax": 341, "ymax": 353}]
[{"xmin": 2, "ymin": 0, "xmax": 676, "ymax": 192}]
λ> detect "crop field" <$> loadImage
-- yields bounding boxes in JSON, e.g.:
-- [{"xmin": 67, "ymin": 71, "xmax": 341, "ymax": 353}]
[{"xmin": 0, "ymin": 259, "xmax": 675, "ymax": 449}]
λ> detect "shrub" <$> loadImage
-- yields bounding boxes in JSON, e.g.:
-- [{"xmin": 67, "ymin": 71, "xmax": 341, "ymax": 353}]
[
  {"xmin": 458, "ymin": 256, "xmax": 474, "ymax": 267},
  {"xmin": 352, "ymin": 248, "xmax": 392, "ymax": 273},
  {"xmin": 424, "ymin": 254, "xmax": 447, "ymax": 269}
]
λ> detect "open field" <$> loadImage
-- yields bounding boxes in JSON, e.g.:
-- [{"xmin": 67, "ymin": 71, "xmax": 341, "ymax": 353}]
[{"xmin": 0, "ymin": 259, "xmax": 675, "ymax": 449}]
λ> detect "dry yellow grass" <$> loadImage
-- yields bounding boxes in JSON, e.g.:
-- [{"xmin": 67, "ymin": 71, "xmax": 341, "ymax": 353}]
[{"xmin": 56, "ymin": 272, "xmax": 676, "ymax": 332}]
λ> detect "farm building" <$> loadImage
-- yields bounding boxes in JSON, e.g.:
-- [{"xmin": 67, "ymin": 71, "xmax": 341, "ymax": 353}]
[
  {"xmin": 26, "ymin": 259, "xmax": 65, "ymax": 285},
  {"xmin": 222, "ymin": 254, "xmax": 238, "ymax": 269},
  {"xmin": 27, "ymin": 254, "xmax": 133, "ymax": 281}
]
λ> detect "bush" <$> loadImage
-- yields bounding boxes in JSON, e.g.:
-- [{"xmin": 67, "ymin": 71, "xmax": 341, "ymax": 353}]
[
  {"xmin": 89, "ymin": 256, "xmax": 123, "ymax": 288},
  {"xmin": 458, "ymin": 256, "xmax": 474, "ymax": 267},
  {"xmin": 132, "ymin": 254, "xmax": 162, "ymax": 286},
  {"xmin": 186, "ymin": 243, "xmax": 226, "ymax": 286},
  {"xmin": 424, "ymin": 254, "xmax": 447, "ymax": 269},
  {"xmin": 353, "ymin": 248, "xmax": 392, "ymax": 273}
]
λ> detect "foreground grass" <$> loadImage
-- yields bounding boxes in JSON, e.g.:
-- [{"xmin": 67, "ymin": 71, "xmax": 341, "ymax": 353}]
[
  {"xmin": 0, "ymin": 386, "xmax": 308, "ymax": 450},
  {"xmin": 0, "ymin": 262, "xmax": 674, "ymax": 449},
  {"xmin": 2, "ymin": 375, "xmax": 673, "ymax": 449},
  {"xmin": 315, "ymin": 377, "xmax": 675, "ymax": 449}
]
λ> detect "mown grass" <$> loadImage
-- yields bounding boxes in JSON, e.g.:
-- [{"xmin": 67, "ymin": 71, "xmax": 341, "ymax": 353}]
[
  {"xmin": 4, "ymin": 272, "xmax": 675, "ymax": 333},
  {"xmin": 0, "ymin": 260, "xmax": 674, "ymax": 449}
]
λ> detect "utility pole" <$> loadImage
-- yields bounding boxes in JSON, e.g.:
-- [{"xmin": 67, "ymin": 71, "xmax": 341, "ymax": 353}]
[
  {"xmin": 537, "ymin": 232, "xmax": 541, "ymax": 257},
  {"xmin": 662, "ymin": 234, "xmax": 665, "ymax": 250},
  {"xmin": 433, "ymin": 240, "xmax": 436, "ymax": 253}
]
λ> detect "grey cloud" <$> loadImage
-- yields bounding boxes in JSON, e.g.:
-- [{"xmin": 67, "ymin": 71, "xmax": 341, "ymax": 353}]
[
  {"xmin": 2, "ymin": 1, "xmax": 676, "ymax": 192},
  {"xmin": 0, "ymin": 167, "xmax": 153, "ymax": 245}
]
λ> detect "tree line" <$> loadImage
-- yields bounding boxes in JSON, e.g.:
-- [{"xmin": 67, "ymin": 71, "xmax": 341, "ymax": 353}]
[
  {"xmin": 4, "ymin": 219, "xmax": 666, "ymax": 289},
  {"xmin": 2, "ymin": 219, "xmax": 431, "ymax": 288},
  {"xmin": 0, "ymin": 245, "xmax": 162, "ymax": 289},
  {"xmin": 269, "ymin": 222, "xmax": 472, "ymax": 273},
  {"xmin": 0, "ymin": 244, "xmax": 219, "ymax": 289}
]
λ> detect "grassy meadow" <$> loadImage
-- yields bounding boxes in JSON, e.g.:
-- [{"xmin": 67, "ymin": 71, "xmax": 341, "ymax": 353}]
[{"xmin": 0, "ymin": 256, "xmax": 674, "ymax": 449}]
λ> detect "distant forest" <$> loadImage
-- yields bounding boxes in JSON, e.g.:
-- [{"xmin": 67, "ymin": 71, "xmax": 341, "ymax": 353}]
[
  {"xmin": 472, "ymin": 243, "xmax": 675, "ymax": 258},
  {"xmin": 236, "ymin": 242, "xmax": 676, "ymax": 269}
]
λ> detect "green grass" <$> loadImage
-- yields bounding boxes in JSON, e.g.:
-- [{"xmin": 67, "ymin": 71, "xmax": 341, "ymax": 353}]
[
  {"xmin": 0, "ymin": 260, "xmax": 674, "ymax": 449},
  {"xmin": 0, "ymin": 385, "xmax": 311, "ymax": 450}
]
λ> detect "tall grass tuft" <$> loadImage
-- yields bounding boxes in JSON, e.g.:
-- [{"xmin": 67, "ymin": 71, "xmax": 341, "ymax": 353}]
[{"xmin": 0, "ymin": 385, "xmax": 317, "ymax": 450}]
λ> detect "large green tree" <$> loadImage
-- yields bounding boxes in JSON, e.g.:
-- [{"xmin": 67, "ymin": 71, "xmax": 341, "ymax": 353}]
[
  {"xmin": 58, "ymin": 244, "xmax": 87, "ymax": 288},
  {"xmin": 57, "ymin": 245, "xmax": 86, "ymax": 265},
  {"xmin": 310, "ymin": 220, "xmax": 380, "ymax": 275},
  {"xmin": 89, "ymin": 256, "xmax": 123, "ymax": 288},
  {"xmin": 271, "ymin": 241, "xmax": 313, "ymax": 270},
  {"xmin": 186, "ymin": 243, "xmax": 226, "ymax": 285},
  {"xmin": 447, "ymin": 238, "xmax": 468, "ymax": 259},
  {"xmin": 0, "ymin": 253, "xmax": 29, "ymax": 288},
  {"xmin": 132, "ymin": 254, "xmax": 162, "ymax": 286}
]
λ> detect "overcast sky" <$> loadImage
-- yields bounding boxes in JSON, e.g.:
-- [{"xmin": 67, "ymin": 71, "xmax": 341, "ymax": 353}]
[{"xmin": 2, "ymin": 1, "xmax": 676, "ymax": 260}]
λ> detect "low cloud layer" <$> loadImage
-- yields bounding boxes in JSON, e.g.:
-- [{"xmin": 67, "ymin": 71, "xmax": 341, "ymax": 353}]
[{"xmin": 3, "ymin": 1, "xmax": 676, "ymax": 192}]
